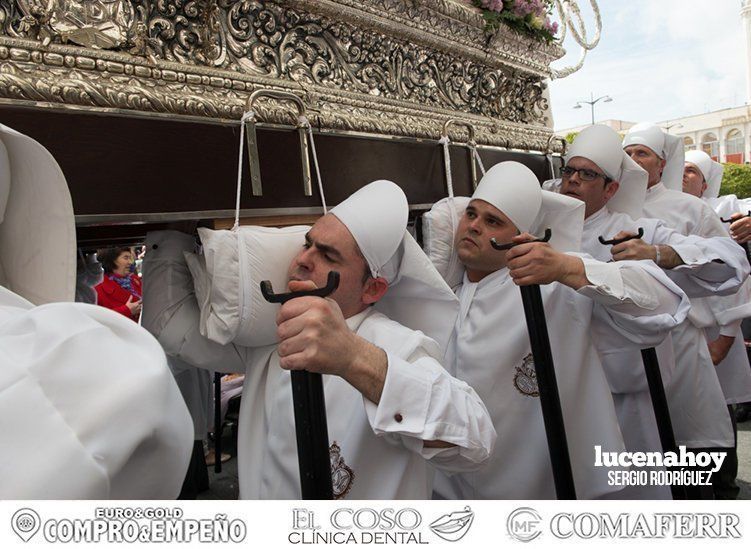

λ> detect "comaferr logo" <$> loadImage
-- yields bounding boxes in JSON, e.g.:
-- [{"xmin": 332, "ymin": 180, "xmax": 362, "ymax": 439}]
[
  {"xmin": 550, "ymin": 513, "xmax": 741, "ymax": 539},
  {"xmin": 506, "ymin": 509, "xmax": 742, "ymax": 541},
  {"xmin": 507, "ymin": 507, "xmax": 542, "ymax": 542}
]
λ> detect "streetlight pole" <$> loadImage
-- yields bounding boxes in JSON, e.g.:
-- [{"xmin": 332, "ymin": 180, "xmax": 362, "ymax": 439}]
[
  {"xmin": 573, "ymin": 92, "xmax": 613, "ymax": 125},
  {"xmin": 661, "ymin": 123, "xmax": 683, "ymax": 134}
]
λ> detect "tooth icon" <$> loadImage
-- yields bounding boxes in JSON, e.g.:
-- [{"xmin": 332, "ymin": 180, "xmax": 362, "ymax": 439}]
[
  {"xmin": 430, "ymin": 506, "xmax": 475, "ymax": 542},
  {"xmin": 12, "ymin": 508, "xmax": 40, "ymax": 542}
]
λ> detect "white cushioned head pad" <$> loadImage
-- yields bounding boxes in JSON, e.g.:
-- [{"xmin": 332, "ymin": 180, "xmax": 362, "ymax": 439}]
[
  {"xmin": 195, "ymin": 225, "xmax": 309, "ymax": 346},
  {"xmin": 421, "ymin": 196, "xmax": 470, "ymax": 289}
]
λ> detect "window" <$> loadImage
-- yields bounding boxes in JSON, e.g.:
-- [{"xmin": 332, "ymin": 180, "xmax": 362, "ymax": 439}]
[
  {"xmin": 701, "ymin": 133, "xmax": 720, "ymax": 160},
  {"xmin": 726, "ymin": 129, "xmax": 744, "ymax": 162}
]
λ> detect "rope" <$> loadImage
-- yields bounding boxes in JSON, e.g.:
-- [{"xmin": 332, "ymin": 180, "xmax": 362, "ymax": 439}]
[
  {"xmin": 547, "ymin": 154, "xmax": 556, "ymax": 180},
  {"xmin": 439, "ymin": 135, "xmax": 455, "ymax": 199},
  {"xmin": 439, "ymin": 135, "xmax": 463, "ymax": 282},
  {"xmin": 441, "ymin": 135, "xmax": 486, "ymax": 194},
  {"xmin": 562, "ymin": 0, "xmax": 602, "ymax": 50},
  {"xmin": 233, "ymin": 111, "xmax": 327, "ymax": 231},
  {"xmin": 472, "ymin": 145, "xmax": 486, "ymax": 177},
  {"xmin": 233, "ymin": 110, "xmax": 256, "ymax": 231},
  {"xmin": 551, "ymin": 0, "xmax": 603, "ymax": 80},
  {"xmin": 300, "ymin": 115, "xmax": 328, "ymax": 214}
]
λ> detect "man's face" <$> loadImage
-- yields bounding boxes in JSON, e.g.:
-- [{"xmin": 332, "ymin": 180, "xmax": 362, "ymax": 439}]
[
  {"xmin": 624, "ymin": 144, "xmax": 665, "ymax": 187},
  {"xmin": 286, "ymin": 213, "xmax": 376, "ymax": 318},
  {"xmin": 560, "ymin": 156, "xmax": 619, "ymax": 218},
  {"xmin": 683, "ymin": 162, "xmax": 707, "ymax": 197},
  {"xmin": 455, "ymin": 199, "xmax": 519, "ymax": 281}
]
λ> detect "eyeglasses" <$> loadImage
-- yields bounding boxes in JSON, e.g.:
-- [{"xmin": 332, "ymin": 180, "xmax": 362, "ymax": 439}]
[{"xmin": 561, "ymin": 166, "xmax": 611, "ymax": 183}]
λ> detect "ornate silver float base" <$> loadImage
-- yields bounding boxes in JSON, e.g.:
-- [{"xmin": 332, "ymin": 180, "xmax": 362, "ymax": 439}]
[{"xmin": 0, "ymin": 1, "xmax": 564, "ymax": 151}]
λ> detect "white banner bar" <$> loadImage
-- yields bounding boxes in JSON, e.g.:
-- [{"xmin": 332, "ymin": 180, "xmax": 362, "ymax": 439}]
[{"xmin": 1, "ymin": 500, "xmax": 750, "ymax": 549}]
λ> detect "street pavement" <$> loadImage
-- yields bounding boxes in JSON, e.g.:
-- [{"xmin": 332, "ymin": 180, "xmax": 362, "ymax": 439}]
[{"xmin": 738, "ymin": 419, "xmax": 750, "ymax": 499}]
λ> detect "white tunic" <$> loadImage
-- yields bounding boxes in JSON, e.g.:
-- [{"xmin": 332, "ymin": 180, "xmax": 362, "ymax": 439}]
[
  {"xmin": 702, "ymin": 321, "xmax": 751, "ymax": 405},
  {"xmin": 142, "ymin": 231, "xmax": 496, "ymax": 500},
  {"xmin": 168, "ymin": 355, "xmax": 213, "ymax": 440},
  {"xmin": 581, "ymin": 207, "xmax": 746, "ymax": 496},
  {"xmin": 0, "ymin": 285, "xmax": 193, "ymax": 499},
  {"xmin": 705, "ymin": 194, "xmax": 751, "ymax": 221},
  {"xmin": 644, "ymin": 183, "xmax": 727, "ymax": 237},
  {"xmin": 700, "ymin": 194, "xmax": 751, "ymax": 404},
  {"xmin": 642, "ymin": 183, "xmax": 736, "ymax": 447},
  {"xmin": 435, "ymin": 257, "xmax": 684, "ymax": 500}
]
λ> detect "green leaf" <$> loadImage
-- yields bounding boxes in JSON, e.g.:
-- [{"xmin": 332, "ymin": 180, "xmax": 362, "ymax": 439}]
[
  {"xmin": 721, "ymin": 163, "xmax": 751, "ymax": 198},
  {"xmin": 477, "ymin": 6, "xmax": 557, "ymax": 44}
]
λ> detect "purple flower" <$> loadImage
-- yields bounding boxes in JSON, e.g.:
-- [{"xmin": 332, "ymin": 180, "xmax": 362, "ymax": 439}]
[
  {"xmin": 477, "ymin": 0, "xmax": 557, "ymax": 41},
  {"xmin": 543, "ymin": 16, "xmax": 559, "ymax": 35},
  {"xmin": 479, "ymin": 0, "xmax": 505, "ymax": 12},
  {"xmin": 509, "ymin": 0, "xmax": 548, "ymax": 18}
]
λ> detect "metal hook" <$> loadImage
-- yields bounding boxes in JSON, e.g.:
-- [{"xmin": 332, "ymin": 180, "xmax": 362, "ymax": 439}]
[
  {"xmin": 247, "ymin": 89, "xmax": 307, "ymax": 118},
  {"xmin": 545, "ymin": 135, "xmax": 567, "ymax": 180},
  {"xmin": 720, "ymin": 212, "xmax": 751, "ymax": 264},
  {"xmin": 545, "ymin": 134, "xmax": 567, "ymax": 156},
  {"xmin": 442, "ymin": 119, "xmax": 480, "ymax": 189},
  {"xmin": 490, "ymin": 228, "xmax": 553, "ymax": 251},
  {"xmin": 598, "ymin": 227, "xmax": 644, "ymax": 246},
  {"xmin": 245, "ymin": 89, "xmax": 313, "ymax": 197},
  {"xmin": 442, "ymin": 119, "xmax": 477, "ymax": 143},
  {"xmin": 720, "ymin": 211, "xmax": 751, "ymax": 223},
  {"xmin": 260, "ymin": 271, "xmax": 340, "ymax": 304}
]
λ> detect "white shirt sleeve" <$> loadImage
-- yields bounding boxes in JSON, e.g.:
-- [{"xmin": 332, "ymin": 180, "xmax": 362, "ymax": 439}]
[
  {"xmin": 361, "ymin": 344, "xmax": 496, "ymax": 474},
  {"xmin": 142, "ymin": 230, "xmax": 249, "ymax": 374},
  {"xmin": 575, "ymin": 255, "xmax": 689, "ymax": 347},
  {"xmin": 719, "ymin": 319, "xmax": 743, "ymax": 338},
  {"xmin": 738, "ymin": 196, "xmax": 751, "ymax": 213},
  {"xmin": 653, "ymin": 225, "xmax": 750, "ymax": 297},
  {"xmin": 691, "ymin": 278, "xmax": 751, "ymax": 332}
]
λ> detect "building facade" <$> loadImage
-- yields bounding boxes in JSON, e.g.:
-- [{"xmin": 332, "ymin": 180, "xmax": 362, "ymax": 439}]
[
  {"xmin": 558, "ymin": 2, "xmax": 751, "ymax": 165},
  {"xmin": 667, "ymin": 106, "xmax": 751, "ymax": 164}
]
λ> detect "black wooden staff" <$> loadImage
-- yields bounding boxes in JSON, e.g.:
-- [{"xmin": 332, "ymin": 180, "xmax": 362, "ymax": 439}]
[
  {"xmin": 214, "ymin": 371, "xmax": 223, "ymax": 474},
  {"xmin": 599, "ymin": 229, "xmax": 686, "ymax": 500},
  {"xmin": 491, "ymin": 229, "xmax": 577, "ymax": 499},
  {"xmin": 720, "ymin": 211, "xmax": 751, "ymax": 264},
  {"xmin": 260, "ymin": 271, "xmax": 340, "ymax": 500},
  {"xmin": 641, "ymin": 347, "xmax": 686, "ymax": 500}
]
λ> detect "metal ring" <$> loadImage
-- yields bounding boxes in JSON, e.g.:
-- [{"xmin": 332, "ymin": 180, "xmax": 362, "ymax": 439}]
[
  {"xmin": 247, "ymin": 89, "xmax": 307, "ymax": 122},
  {"xmin": 441, "ymin": 119, "xmax": 477, "ymax": 144},
  {"xmin": 545, "ymin": 134, "xmax": 567, "ymax": 156}
]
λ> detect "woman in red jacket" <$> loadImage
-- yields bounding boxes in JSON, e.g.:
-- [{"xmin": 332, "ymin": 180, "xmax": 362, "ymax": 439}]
[{"xmin": 94, "ymin": 247, "xmax": 142, "ymax": 321}]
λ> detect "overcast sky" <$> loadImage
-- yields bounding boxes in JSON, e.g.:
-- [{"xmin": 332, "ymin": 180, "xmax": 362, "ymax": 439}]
[{"xmin": 548, "ymin": 0, "xmax": 748, "ymax": 131}]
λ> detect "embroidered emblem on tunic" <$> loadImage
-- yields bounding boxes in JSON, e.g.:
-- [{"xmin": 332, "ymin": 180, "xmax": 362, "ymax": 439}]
[
  {"xmin": 513, "ymin": 353, "xmax": 540, "ymax": 397},
  {"xmin": 329, "ymin": 442, "xmax": 354, "ymax": 499}
]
